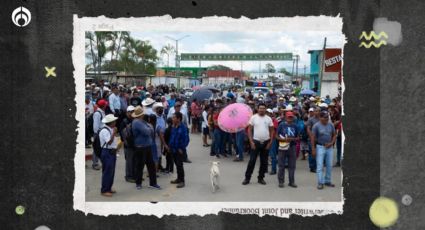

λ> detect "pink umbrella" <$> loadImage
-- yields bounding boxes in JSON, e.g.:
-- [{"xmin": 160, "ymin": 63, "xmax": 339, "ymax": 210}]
[
  {"xmin": 192, "ymin": 85, "xmax": 202, "ymax": 90},
  {"xmin": 218, "ymin": 103, "xmax": 253, "ymax": 133}
]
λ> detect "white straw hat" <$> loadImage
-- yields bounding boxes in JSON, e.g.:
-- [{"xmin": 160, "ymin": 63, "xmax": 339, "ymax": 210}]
[{"xmin": 102, "ymin": 114, "xmax": 118, "ymax": 124}]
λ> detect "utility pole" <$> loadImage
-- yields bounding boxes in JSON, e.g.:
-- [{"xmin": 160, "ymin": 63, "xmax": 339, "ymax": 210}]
[
  {"xmin": 291, "ymin": 58, "xmax": 295, "ymax": 84},
  {"xmin": 295, "ymin": 55, "xmax": 299, "ymax": 85},
  {"xmin": 318, "ymin": 37, "xmax": 327, "ymax": 96},
  {"xmin": 165, "ymin": 35, "xmax": 190, "ymax": 89}
]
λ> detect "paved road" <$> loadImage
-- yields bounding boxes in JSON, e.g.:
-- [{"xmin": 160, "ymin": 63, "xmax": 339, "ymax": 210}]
[{"xmin": 86, "ymin": 133, "xmax": 342, "ymax": 202}]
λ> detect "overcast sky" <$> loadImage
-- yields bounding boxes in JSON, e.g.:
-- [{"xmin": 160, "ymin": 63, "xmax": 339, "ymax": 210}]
[{"xmin": 132, "ymin": 30, "xmax": 345, "ymax": 73}]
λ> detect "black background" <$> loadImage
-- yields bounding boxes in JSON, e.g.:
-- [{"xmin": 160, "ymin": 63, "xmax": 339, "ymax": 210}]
[{"xmin": 2, "ymin": 0, "xmax": 422, "ymax": 229}]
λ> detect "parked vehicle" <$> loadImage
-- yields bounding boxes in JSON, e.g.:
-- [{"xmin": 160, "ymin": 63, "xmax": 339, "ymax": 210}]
[{"xmin": 253, "ymin": 87, "xmax": 270, "ymax": 98}]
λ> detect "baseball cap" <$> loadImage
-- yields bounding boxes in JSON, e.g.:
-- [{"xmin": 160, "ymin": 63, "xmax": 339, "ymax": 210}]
[
  {"xmin": 97, "ymin": 99, "xmax": 107, "ymax": 107},
  {"xmin": 127, "ymin": 105, "xmax": 135, "ymax": 112},
  {"xmin": 320, "ymin": 111, "xmax": 329, "ymax": 118},
  {"xmin": 308, "ymin": 108, "xmax": 315, "ymax": 112},
  {"xmin": 266, "ymin": 108, "xmax": 273, "ymax": 113}
]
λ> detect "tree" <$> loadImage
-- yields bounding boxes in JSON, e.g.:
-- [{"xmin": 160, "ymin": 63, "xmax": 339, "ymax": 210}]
[
  {"xmin": 160, "ymin": 44, "xmax": 175, "ymax": 67},
  {"xmin": 86, "ymin": 31, "xmax": 159, "ymax": 75},
  {"xmin": 85, "ymin": 32, "xmax": 97, "ymax": 73},
  {"xmin": 264, "ymin": 63, "xmax": 276, "ymax": 74},
  {"xmin": 94, "ymin": 32, "xmax": 107, "ymax": 74},
  {"xmin": 279, "ymin": 67, "xmax": 292, "ymax": 76},
  {"xmin": 208, "ymin": 65, "xmax": 231, "ymax": 70}
]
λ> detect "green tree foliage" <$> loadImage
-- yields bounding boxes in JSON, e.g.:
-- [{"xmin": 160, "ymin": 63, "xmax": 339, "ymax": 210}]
[
  {"xmin": 264, "ymin": 63, "xmax": 276, "ymax": 73},
  {"xmin": 85, "ymin": 31, "xmax": 159, "ymax": 75},
  {"xmin": 207, "ymin": 65, "xmax": 232, "ymax": 70}
]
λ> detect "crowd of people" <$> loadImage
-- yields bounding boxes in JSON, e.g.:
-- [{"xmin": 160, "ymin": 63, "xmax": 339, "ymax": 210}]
[{"xmin": 85, "ymin": 80, "xmax": 342, "ymax": 197}]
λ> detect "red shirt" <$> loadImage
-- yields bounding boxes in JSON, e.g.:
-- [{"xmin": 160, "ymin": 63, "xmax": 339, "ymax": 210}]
[{"xmin": 213, "ymin": 113, "xmax": 219, "ymax": 129}]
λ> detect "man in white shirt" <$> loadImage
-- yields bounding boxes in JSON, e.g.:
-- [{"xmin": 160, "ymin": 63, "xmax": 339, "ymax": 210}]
[
  {"xmin": 92, "ymin": 99, "xmax": 107, "ymax": 170},
  {"xmin": 99, "ymin": 114, "xmax": 118, "ymax": 197},
  {"xmin": 242, "ymin": 103, "xmax": 274, "ymax": 185}
]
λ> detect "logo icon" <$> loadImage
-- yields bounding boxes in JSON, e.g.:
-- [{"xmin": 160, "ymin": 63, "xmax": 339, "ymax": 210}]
[
  {"xmin": 12, "ymin": 6, "xmax": 31, "ymax": 27},
  {"xmin": 359, "ymin": 31, "xmax": 388, "ymax": 48}
]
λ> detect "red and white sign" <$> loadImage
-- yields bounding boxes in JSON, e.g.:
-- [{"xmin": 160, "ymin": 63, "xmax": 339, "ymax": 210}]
[{"xmin": 324, "ymin": 48, "xmax": 342, "ymax": 73}]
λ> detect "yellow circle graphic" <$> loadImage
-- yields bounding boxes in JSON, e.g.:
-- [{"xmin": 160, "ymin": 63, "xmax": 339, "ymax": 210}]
[
  {"xmin": 369, "ymin": 197, "xmax": 399, "ymax": 228},
  {"xmin": 15, "ymin": 205, "xmax": 25, "ymax": 215}
]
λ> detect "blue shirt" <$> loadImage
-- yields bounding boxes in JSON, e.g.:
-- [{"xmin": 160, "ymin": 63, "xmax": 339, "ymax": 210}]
[
  {"xmin": 169, "ymin": 123, "xmax": 189, "ymax": 152},
  {"xmin": 277, "ymin": 122, "xmax": 299, "ymax": 146},
  {"xmin": 168, "ymin": 98, "xmax": 176, "ymax": 108},
  {"xmin": 132, "ymin": 119, "xmax": 154, "ymax": 147},
  {"xmin": 312, "ymin": 122, "xmax": 335, "ymax": 145},
  {"xmin": 108, "ymin": 93, "xmax": 121, "ymax": 112}
]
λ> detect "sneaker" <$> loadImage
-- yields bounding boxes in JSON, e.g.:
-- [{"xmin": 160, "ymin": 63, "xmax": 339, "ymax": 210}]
[
  {"xmin": 317, "ymin": 184, "xmax": 324, "ymax": 190},
  {"xmin": 176, "ymin": 182, "xmax": 185, "ymax": 188},
  {"xmin": 216, "ymin": 155, "xmax": 221, "ymax": 159},
  {"xmin": 288, "ymin": 183, "xmax": 298, "ymax": 188},
  {"xmin": 269, "ymin": 170, "xmax": 276, "ymax": 175},
  {"xmin": 258, "ymin": 179, "xmax": 266, "ymax": 185},
  {"xmin": 233, "ymin": 158, "xmax": 243, "ymax": 162},
  {"xmin": 310, "ymin": 169, "xmax": 316, "ymax": 173},
  {"xmin": 149, "ymin": 184, "xmax": 162, "ymax": 190},
  {"xmin": 278, "ymin": 183, "xmax": 284, "ymax": 188},
  {"xmin": 170, "ymin": 179, "xmax": 180, "ymax": 184},
  {"xmin": 92, "ymin": 165, "xmax": 101, "ymax": 170},
  {"xmin": 324, "ymin": 182, "xmax": 335, "ymax": 187},
  {"xmin": 333, "ymin": 162, "xmax": 341, "ymax": 167},
  {"xmin": 100, "ymin": 192, "xmax": 113, "ymax": 197},
  {"xmin": 184, "ymin": 159, "xmax": 192, "ymax": 163},
  {"xmin": 242, "ymin": 179, "xmax": 250, "ymax": 185},
  {"xmin": 136, "ymin": 185, "xmax": 142, "ymax": 190}
]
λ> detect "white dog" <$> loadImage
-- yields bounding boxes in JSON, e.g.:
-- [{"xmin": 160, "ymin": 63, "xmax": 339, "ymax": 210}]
[{"xmin": 210, "ymin": 161, "xmax": 220, "ymax": 193}]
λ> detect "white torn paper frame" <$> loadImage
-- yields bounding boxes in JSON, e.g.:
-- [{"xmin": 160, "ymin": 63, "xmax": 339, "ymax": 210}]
[{"xmin": 73, "ymin": 15, "xmax": 346, "ymax": 217}]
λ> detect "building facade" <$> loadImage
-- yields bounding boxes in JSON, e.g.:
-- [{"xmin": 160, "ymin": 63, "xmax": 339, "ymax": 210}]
[{"xmin": 308, "ymin": 48, "xmax": 342, "ymax": 98}]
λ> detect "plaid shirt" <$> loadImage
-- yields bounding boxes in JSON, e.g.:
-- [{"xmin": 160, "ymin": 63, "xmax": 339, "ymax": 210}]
[{"xmin": 169, "ymin": 123, "xmax": 189, "ymax": 152}]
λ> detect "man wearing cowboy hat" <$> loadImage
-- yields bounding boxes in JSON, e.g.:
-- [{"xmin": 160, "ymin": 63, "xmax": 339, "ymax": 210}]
[
  {"xmin": 99, "ymin": 114, "xmax": 119, "ymax": 197},
  {"xmin": 142, "ymin": 97, "xmax": 156, "ymax": 116},
  {"xmin": 131, "ymin": 106, "xmax": 161, "ymax": 190}
]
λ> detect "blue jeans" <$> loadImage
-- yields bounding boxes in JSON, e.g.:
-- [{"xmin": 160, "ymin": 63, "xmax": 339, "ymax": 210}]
[
  {"xmin": 268, "ymin": 139, "xmax": 278, "ymax": 172},
  {"xmin": 100, "ymin": 148, "xmax": 116, "ymax": 193},
  {"xmin": 308, "ymin": 142, "xmax": 317, "ymax": 170},
  {"xmin": 235, "ymin": 130, "xmax": 245, "ymax": 159},
  {"xmin": 213, "ymin": 128, "xmax": 223, "ymax": 156},
  {"xmin": 316, "ymin": 145, "xmax": 333, "ymax": 185},
  {"xmin": 223, "ymin": 132, "xmax": 233, "ymax": 154}
]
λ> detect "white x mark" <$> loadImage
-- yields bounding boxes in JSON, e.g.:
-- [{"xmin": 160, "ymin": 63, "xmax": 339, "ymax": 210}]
[{"xmin": 45, "ymin": 66, "xmax": 56, "ymax": 78}]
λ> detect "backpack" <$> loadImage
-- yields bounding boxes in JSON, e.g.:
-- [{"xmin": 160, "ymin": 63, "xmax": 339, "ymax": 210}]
[
  {"xmin": 87, "ymin": 111, "xmax": 103, "ymax": 135},
  {"xmin": 123, "ymin": 122, "xmax": 135, "ymax": 148},
  {"xmin": 93, "ymin": 127, "xmax": 110, "ymax": 157}
]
